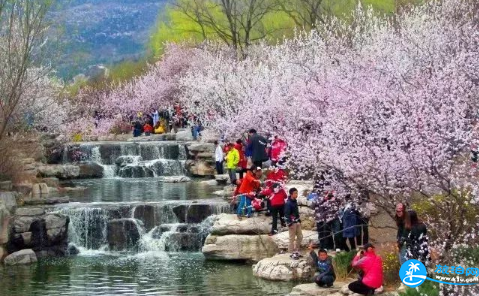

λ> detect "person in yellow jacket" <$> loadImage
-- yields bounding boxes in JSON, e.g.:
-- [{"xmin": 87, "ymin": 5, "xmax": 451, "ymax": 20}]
[
  {"xmin": 225, "ymin": 142, "xmax": 240, "ymax": 185},
  {"xmin": 154, "ymin": 121, "xmax": 165, "ymax": 134}
]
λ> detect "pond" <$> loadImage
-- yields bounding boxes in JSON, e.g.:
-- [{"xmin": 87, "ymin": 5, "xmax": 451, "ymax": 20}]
[
  {"xmin": 0, "ymin": 252, "xmax": 294, "ymax": 296},
  {"xmin": 64, "ymin": 178, "xmax": 223, "ymax": 203}
]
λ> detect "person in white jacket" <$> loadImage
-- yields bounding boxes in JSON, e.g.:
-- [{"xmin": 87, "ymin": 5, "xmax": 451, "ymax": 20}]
[{"xmin": 214, "ymin": 141, "xmax": 224, "ymax": 174}]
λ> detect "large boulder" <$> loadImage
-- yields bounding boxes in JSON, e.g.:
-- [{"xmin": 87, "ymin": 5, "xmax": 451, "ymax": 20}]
[
  {"xmin": 289, "ymin": 282, "xmax": 348, "ymax": 296},
  {"xmin": 3, "ymin": 249, "xmax": 37, "ymax": 265},
  {"xmin": 186, "ymin": 143, "xmax": 214, "ymax": 153},
  {"xmin": 32, "ymin": 183, "xmax": 49, "ymax": 196},
  {"xmin": 0, "ymin": 192, "xmax": 17, "ymax": 213},
  {"xmin": 13, "ymin": 216, "xmax": 37, "ymax": 233},
  {"xmin": 185, "ymin": 160, "xmax": 215, "ymax": 177},
  {"xmin": 173, "ymin": 204, "xmax": 218, "ymax": 224},
  {"xmin": 107, "ymin": 219, "xmax": 142, "ymax": 251},
  {"xmin": 210, "ymin": 214, "xmax": 271, "ymax": 235},
  {"xmin": 37, "ymin": 164, "xmax": 80, "ymax": 179},
  {"xmin": 253, "ymin": 253, "xmax": 315, "ymax": 281},
  {"xmin": 45, "ymin": 214, "xmax": 69, "ymax": 244},
  {"xmin": 202, "ymin": 234, "xmax": 279, "ymax": 262},
  {"xmin": 175, "ymin": 129, "xmax": 194, "ymax": 141},
  {"xmin": 78, "ymin": 161, "xmax": 104, "ymax": 178},
  {"xmin": 15, "ymin": 207, "xmax": 45, "ymax": 216},
  {"xmin": 0, "ymin": 202, "xmax": 10, "ymax": 244},
  {"xmin": 0, "ymin": 181, "xmax": 12, "ymax": 191},
  {"xmin": 272, "ymin": 230, "xmax": 318, "ymax": 250}
]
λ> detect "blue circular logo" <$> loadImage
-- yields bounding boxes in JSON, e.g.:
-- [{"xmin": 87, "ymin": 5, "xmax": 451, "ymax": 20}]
[{"xmin": 399, "ymin": 259, "xmax": 427, "ymax": 288}]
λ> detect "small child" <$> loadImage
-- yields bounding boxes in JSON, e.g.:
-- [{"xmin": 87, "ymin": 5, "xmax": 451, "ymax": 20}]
[
  {"xmin": 309, "ymin": 244, "xmax": 336, "ymax": 287},
  {"xmin": 285, "ymin": 187, "xmax": 302, "ymax": 259}
]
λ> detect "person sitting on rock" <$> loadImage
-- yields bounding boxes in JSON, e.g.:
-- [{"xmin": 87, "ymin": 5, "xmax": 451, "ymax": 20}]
[
  {"xmin": 308, "ymin": 243, "xmax": 336, "ymax": 288},
  {"xmin": 348, "ymin": 243, "xmax": 383, "ymax": 296},
  {"xmin": 143, "ymin": 122, "xmax": 153, "ymax": 136}
]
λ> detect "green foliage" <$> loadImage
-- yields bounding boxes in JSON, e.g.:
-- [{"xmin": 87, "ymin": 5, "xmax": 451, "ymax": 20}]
[
  {"xmin": 148, "ymin": 0, "xmax": 400, "ymax": 57},
  {"xmin": 399, "ymin": 281, "xmax": 439, "ymax": 296},
  {"xmin": 383, "ymin": 251, "xmax": 401, "ymax": 286},
  {"xmin": 333, "ymin": 250, "xmax": 356, "ymax": 279},
  {"xmin": 107, "ymin": 59, "xmax": 150, "ymax": 83},
  {"xmin": 450, "ymin": 246, "xmax": 479, "ymax": 266}
]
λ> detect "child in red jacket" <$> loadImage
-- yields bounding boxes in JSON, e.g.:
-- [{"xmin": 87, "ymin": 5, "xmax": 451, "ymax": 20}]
[{"xmin": 261, "ymin": 183, "xmax": 287, "ymax": 235}]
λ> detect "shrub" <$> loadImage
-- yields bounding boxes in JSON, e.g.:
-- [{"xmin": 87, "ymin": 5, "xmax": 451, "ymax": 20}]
[
  {"xmin": 382, "ymin": 251, "xmax": 401, "ymax": 286},
  {"xmin": 333, "ymin": 250, "xmax": 356, "ymax": 279},
  {"xmin": 399, "ymin": 281, "xmax": 439, "ymax": 296}
]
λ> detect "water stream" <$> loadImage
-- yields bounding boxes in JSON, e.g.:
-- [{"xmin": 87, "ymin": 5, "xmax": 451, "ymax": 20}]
[{"xmin": 0, "ymin": 141, "xmax": 294, "ymax": 295}]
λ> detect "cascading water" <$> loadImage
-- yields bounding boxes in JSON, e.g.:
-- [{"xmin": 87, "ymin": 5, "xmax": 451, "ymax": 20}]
[
  {"xmin": 91, "ymin": 146, "xmax": 116, "ymax": 178},
  {"xmin": 63, "ymin": 141, "xmax": 187, "ymax": 178},
  {"xmin": 53, "ymin": 201, "xmax": 230, "ymax": 254}
]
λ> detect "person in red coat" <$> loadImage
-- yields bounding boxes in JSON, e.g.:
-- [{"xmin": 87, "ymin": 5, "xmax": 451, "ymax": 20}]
[
  {"xmin": 270, "ymin": 136, "xmax": 287, "ymax": 166},
  {"xmin": 348, "ymin": 243, "xmax": 383, "ymax": 295},
  {"xmin": 261, "ymin": 183, "xmax": 287, "ymax": 235},
  {"xmin": 143, "ymin": 123, "xmax": 153, "ymax": 136},
  {"xmin": 265, "ymin": 166, "xmax": 287, "ymax": 188}
]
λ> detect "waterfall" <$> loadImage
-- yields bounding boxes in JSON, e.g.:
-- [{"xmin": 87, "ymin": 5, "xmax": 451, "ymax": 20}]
[
  {"xmin": 56, "ymin": 206, "xmax": 110, "ymax": 251},
  {"xmin": 54, "ymin": 201, "xmax": 230, "ymax": 254},
  {"xmin": 91, "ymin": 146, "xmax": 116, "ymax": 178},
  {"xmin": 63, "ymin": 142, "xmax": 187, "ymax": 178}
]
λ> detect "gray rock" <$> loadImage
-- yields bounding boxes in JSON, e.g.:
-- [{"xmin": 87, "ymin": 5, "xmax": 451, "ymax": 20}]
[
  {"xmin": 32, "ymin": 183, "xmax": 49, "ymax": 196},
  {"xmin": 12, "ymin": 183, "xmax": 33, "ymax": 195},
  {"xmin": 215, "ymin": 174, "xmax": 229, "ymax": 185},
  {"xmin": 23, "ymin": 196, "xmax": 69, "ymax": 206},
  {"xmin": 160, "ymin": 176, "xmax": 191, "ymax": 183},
  {"xmin": 185, "ymin": 160, "xmax": 215, "ymax": 177},
  {"xmin": 289, "ymin": 282, "xmax": 348, "ymax": 296},
  {"xmin": 15, "ymin": 207, "xmax": 45, "ymax": 217},
  {"xmin": 253, "ymin": 253, "xmax": 315, "ymax": 281},
  {"xmin": 13, "ymin": 216, "xmax": 37, "ymax": 233},
  {"xmin": 45, "ymin": 214, "xmax": 68, "ymax": 230},
  {"xmin": 210, "ymin": 214, "xmax": 271, "ymax": 235},
  {"xmin": 175, "ymin": 129, "xmax": 194, "ymax": 141},
  {"xmin": 202, "ymin": 234, "xmax": 279, "ymax": 262},
  {"xmin": 78, "ymin": 161, "xmax": 104, "ymax": 178},
  {"xmin": 0, "ymin": 202, "xmax": 10, "ymax": 244},
  {"xmin": 0, "ymin": 181, "xmax": 12, "ymax": 191},
  {"xmin": 0, "ymin": 192, "xmax": 17, "ymax": 213},
  {"xmin": 107, "ymin": 219, "xmax": 142, "ymax": 251},
  {"xmin": 37, "ymin": 164, "xmax": 80, "ymax": 179},
  {"xmin": 187, "ymin": 143, "xmax": 214, "ymax": 153},
  {"xmin": 42, "ymin": 177, "xmax": 60, "ymax": 188},
  {"xmin": 21, "ymin": 232, "xmax": 32, "ymax": 246},
  {"xmin": 3, "ymin": 249, "xmax": 37, "ymax": 265}
]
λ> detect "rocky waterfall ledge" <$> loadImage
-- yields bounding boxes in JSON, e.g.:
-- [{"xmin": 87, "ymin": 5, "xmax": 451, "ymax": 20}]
[{"xmin": 202, "ymin": 213, "xmax": 317, "ymax": 262}]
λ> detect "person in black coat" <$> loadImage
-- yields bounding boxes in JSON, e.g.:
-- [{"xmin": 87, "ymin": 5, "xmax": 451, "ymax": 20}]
[{"xmin": 247, "ymin": 129, "xmax": 269, "ymax": 168}]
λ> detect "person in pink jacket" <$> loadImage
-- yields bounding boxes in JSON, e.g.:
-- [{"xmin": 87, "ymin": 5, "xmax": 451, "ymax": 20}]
[{"xmin": 348, "ymin": 243, "xmax": 383, "ymax": 295}]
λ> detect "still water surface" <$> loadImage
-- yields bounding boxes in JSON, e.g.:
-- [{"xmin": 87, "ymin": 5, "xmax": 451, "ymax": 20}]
[{"xmin": 0, "ymin": 252, "xmax": 293, "ymax": 296}]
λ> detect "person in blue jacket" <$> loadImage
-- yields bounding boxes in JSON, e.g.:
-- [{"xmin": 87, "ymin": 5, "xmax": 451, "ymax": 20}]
[{"xmin": 309, "ymin": 243, "xmax": 336, "ymax": 287}]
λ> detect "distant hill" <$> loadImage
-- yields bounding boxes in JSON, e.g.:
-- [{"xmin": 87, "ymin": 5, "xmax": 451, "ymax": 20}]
[{"xmin": 47, "ymin": 0, "xmax": 169, "ymax": 80}]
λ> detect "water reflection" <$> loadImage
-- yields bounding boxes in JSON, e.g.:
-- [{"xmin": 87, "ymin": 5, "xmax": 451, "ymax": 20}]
[
  {"xmin": 65, "ymin": 179, "xmax": 222, "ymax": 203},
  {"xmin": 0, "ymin": 253, "xmax": 294, "ymax": 296}
]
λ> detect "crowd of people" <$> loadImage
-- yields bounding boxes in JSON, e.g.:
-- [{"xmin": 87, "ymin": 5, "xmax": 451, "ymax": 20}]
[
  {"xmin": 214, "ymin": 128, "xmax": 430, "ymax": 295},
  {"xmin": 129, "ymin": 103, "xmax": 203, "ymax": 139}
]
